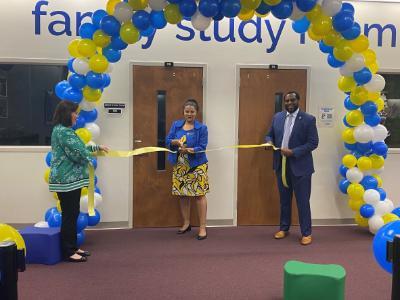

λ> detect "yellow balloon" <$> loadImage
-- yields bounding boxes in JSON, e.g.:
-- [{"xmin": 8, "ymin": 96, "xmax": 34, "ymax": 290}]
[
  {"xmin": 311, "ymin": 15, "xmax": 332, "ymax": 36},
  {"xmin": 372, "ymin": 174, "xmax": 383, "ymax": 187},
  {"xmin": 342, "ymin": 128, "xmax": 356, "ymax": 144},
  {"xmin": 347, "ymin": 183, "xmax": 365, "ymax": 201},
  {"xmin": 349, "ymin": 35, "xmax": 370, "ymax": 53},
  {"xmin": 77, "ymin": 39, "xmax": 97, "ymax": 58},
  {"xmin": 164, "ymin": 4, "xmax": 183, "ymax": 24},
  {"xmin": 348, "ymin": 198, "xmax": 364, "ymax": 211},
  {"xmin": 369, "ymin": 61, "xmax": 379, "ymax": 74},
  {"xmin": 368, "ymin": 91, "xmax": 380, "ymax": 101},
  {"xmin": 81, "ymin": 187, "xmax": 89, "ymax": 196},
  {"xmin": 338, "ymin": 76, "xmax": 356, "ymax": 93},
  {"xmin": 56, "ymin": 200, "xmax": 62, "ymax": 213},
  {"xmin": 128, "ymin": 0, "xmax": 148, "ymax": 10},
  {"xmin": 242, "ymin": 0, "xmax": 262, "ymax": 10},
  {"xmin": 357, "ymin": 156, "xmax": 372, "ymax": 171},
  {"xmin": 75, "ymin": 128, "xmax": 92, "ymax": 144},
  {"xmin": 345, "ymin": 110, "xmax": 364, "ymax": 127},
  {"xmin": 342, "ymin": 154, "xmax": 357, "ymax": 168},
  {"xmin": 333, "ymin": 39, "xmax": 353, "ymax": 62},
  {"xmin": 307, "ymin": 26, "xmax": 323, "ymax": 42},
  {"xmin": 323, "ymin": 30, "xmax": 341, "ymax": 47},
  {"xmin": 306, "ymin": 4, "xmax": 322, "ymax": 22},
  {"xmin": 83, "ymin": 86, "xmax": 102, "ymax": 102},
  {"xmin": 89, "ymin": 54, "xmax": 109, "ymax": 73},
  {"xmin": 370, "ymin": 154, "xmax": 385, "ymax": 169},
  {"xmin": 107, "ymin": 0, "xmax": 121, "ymax": 15},
  {"xmin": 355, "ymin": 212, "xmax": 369, "ymax": 227},
  {"xmin": 93, "ymin": 30, "xmax": 111, "ymax": 48},
  {"xmin": 238, "ymin": 8, "xmax": 255, "ymax": 21},
  {"xmin": 44, "ymin": 168, "xmax": 50, "ymax": 184},
  {"xmin": 68, "ymin": 39, "xmax": 81, "ymax": 58},
  {"xmin": 374, "ymin": 97, "xmax": 385, "ymax": 112},
  {"xmin": 350, "ymin": 86, "xmax": 368, "ymax": 106},
  {"xmin": 363, "ymin": 49, "xmax": 376, "ymax": 65},
  {"xmin": 263, "ymin": 0, "xmax": 281, "ymax": 6},
  {"xmin": 120, "ymin": 22, "xmax": 140, "ymax": 44},
  {"xmin": 0, "ymin": 224, "xmax": 26, "ymax": 252},
  {"xmin": 382, "ymin": 213, "xmax": 400, "ymax": 224}
]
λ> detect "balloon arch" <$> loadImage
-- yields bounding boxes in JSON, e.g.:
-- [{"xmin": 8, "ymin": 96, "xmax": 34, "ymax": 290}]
[{"xmin": 41, "ymin": 0, "xmax": 400, "ymax": 244}]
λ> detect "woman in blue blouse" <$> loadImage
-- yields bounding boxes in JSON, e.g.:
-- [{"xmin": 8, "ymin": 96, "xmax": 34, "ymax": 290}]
[{"xmin": 166, "ymin": 99, "xmax": 209, "ymax": 240}]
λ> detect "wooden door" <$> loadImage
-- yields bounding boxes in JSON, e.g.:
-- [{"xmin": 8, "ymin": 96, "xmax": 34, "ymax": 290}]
[
  {"xmin": 132, "ymin": 65, "xmax": 203, "ymax": 227},
  {"xmin": 237, "ymin": 68, "xmax": 307, "ymax": 225}
]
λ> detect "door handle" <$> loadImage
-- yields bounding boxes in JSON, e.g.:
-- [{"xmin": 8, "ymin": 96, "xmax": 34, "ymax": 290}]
[{"xmin": 134, "ymin": 139, "xmax": 142, "ymax": 143}]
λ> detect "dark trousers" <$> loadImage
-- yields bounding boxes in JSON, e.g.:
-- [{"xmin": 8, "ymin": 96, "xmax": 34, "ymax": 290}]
[
  {"xmin": 57, "ymin": 189, "xmax": 81, "ymax": 258},
  {"xmin": 276, "ymin": 163, "xmax": 312, "ymax": 237}
]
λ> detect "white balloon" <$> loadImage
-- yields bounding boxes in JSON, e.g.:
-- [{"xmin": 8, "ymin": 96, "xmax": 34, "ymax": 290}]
[
  {"xmin": 339, "ymin": 64, "xmax": 353, "ymax": 77},
  {"xmin": 374, "ymin": 199, "xmax": 393, "ymax": 216},
  {"xmin": 34, "ymin": 221, "xmax": 49, "ymax": 228},
  {"xmin": 346, "ymin": 167, "xmax": 364, "ymax": 183},
  {"xmin": 354, "ymin": 124, "xmax": 374, "ymax": 143},
  {"xmin": 80, "ymin": 193, "xmax": 102, "ymax": 213},
  {"xmin": 364, "ymin": 74, "xmax": 386, "ymax": 92},
  {"xmin": 94, "ymin": 193, "xmax": 103, "ymax": 207},
  {"xmin": 114, "ymin": 2, "xmax": 133, "ymax": 23},
  {"xmin": 85, "ymin": 122, "xmax": 101, "ymax": 141},
  {"xmin": 80, "ymin": 99, "xmax": 97, "ymax": 111},
  {"xmin": 373, "ymin": 124, "xmax": 388, "ymax": 142},
  {"xmin": 290, "ymin": 3, "xmax": 306, "ymax": 20},
  {"xmin": 149, "ymin": 0, "xmax": 167, "ymax": 11},
  {"xmin": 363, "ymin": 189, "xmax": 380, "ymax": 205},
  {"xmin": 368, "ymin": 215, "xmax": 384, "ymax": 234},
  {"xmin": 345, "ymin": 54, "xmax": 365, "ymax": 73},
  {"xmin": 321, "ymin": 0, "xmax": 342, "ymax": 16},
  {"xmin": 191, "ymin": 11, "xmax": 212, "ymax": 31},
  {"xmin": 72, "ymin": 58, "xmax": 90, "ymax": 75}
]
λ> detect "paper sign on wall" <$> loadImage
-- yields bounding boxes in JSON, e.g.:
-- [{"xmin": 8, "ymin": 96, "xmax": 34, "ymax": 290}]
[{"xmin": 319, "ymin": 107, "xmax": 334, "ymax": 127}]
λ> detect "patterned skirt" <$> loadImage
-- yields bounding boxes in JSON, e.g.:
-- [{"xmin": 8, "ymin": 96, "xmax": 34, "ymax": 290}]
[{"xmin": 172, "ymin": 154, "xmax": 210, "ymax": 196}]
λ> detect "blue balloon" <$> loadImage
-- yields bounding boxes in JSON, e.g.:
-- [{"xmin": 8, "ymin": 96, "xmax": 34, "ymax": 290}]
[
  {"xmin": 87, "ymin": 209, "xmax": 101, "ymax": 226},
  {"xmin": 373, "ymin": 220, "xmax": 400, "ymax": 273},
  {"xmin": 339, "ymin": 179, "xmax": 350, "ymax": 194},
  {"xmin": 359, "ymin": 204, "xmax": 375, "ymax": 218},
  {"xmin": 79, "ymin": 109, "xmax": 98, "ymax": 123},
  {"xmin": 45, "ymin": 152, "xmax": 52, "ymax": 167},
  {"xmin": 292, "ymin": 16, "xmax": 310, "ymax": 34},
  {"xmin": 343, "ymin": 116, "xmax": 354, "ymax": 128},
  {"xmin": 110, "ymin": 36, "xmax": 128, "ymax": 50},
  {"xmin": 328, "ymin": 54, "xmax": 345, "ymax": 68},
  {"xmin": 377, "ymin": 188, "xmax": 387, "ymax": 200},
  {"xmin": 68, "ymin": 73, "xmax": 86, "ymax": 90},
  {"xmin": 360, "ymin": 175, "xmax": 378, "ymax": 190},
  {"xmin": 95, "ymin": 176, "xmax": 98, "ymax": 186},
  {"xmin": 91, "ymin": 158, "xmax": 98, "ymax": 170},
  {"xmin": 180, "ymin": 0, "xmax": 198, "ymax": 17},
  {"xmin": 356, "ymin": 142, "xmax": 373, "ymax": 154},
  {"xmin": 344, "ymin": 96, "xmax": 359, "ymax": 110},
  {"xmin": 150, "ymin": 11, "xmax": 167, "ymax": 29},
  {"xmin": 295, "ymin": 0, "xmax": 317, "ymax": 12},
  {"xmin": 256, "ymin": 1, "xmax": 271, "ymax": 15},
  {"xmin": 132, "ymin": 10, "xmax": 151, "ymax": 31},
  {"xmin": 73, "ymin": 115, "xmax": 86, "ymax": 130},
  {"xmin": 77, "ymin": 231, "xmax": 85, "ymax": 247},
  {"xmin": 332, "ymin": 12, "xmax": 354, "ymax": 32},
  {"xmin": 221, "ymin": 0, "xmax": 241, "ymax": 18},
  {"xmin": 86, "ymin": 71, "xmax": 105, "ymax": 89},
  {"xmin": 77, "ymin": 213, "xmax": 89, "ymax": 232},
  {"xmin": 67, "ymin": 58, "xmax": 75, "ymax": 73},
  {"xmin": 100, "ymin": 15, "xmax": 121, "ymax": 37},
  {"xmin": 103, "ymin": 74, "xmax": 111, "ymax": 88},
  {"xmin": 103, "ymin": 47, "xmax": 122, "ymax": 63},
  {"xmin": 168, "ymin": 0, "xmax": 181, "ymax": 3},
  {"xmin": 79, "ymin": 23, "xmax": 97, "ymax": 39},
  {"xmin": 271, "ymin": 0, "xmax": 293, "ymax": 20},
  {"xmin": 55, "ymin": 80, "xmax": 70, "ymax": 99},
  {"xmin": 45, "ymin": 207, "xmax": 58, "ymax": 222},
  {"xmin": 341, "ymin": 22, "xmax": 361, "ymax": 40},
  {"xmin": 63, "ymin": 88, "xmax": 83, "ymax": 103},
  {"xmin": 199, "ymin": 0, "xmax": 219, "ymax": 17},
  {"xmin": 319, "ymin": 41, "xmax": 333, "ymax": 54},
  {"xmin": 373, "ymin": 142, "xmax": 388, "ymax": 156},
  {"xmin": 365, "ymin": 114, "xmax": 381, "ymax": 127},
  {"xmin": 141, "ymin": 26, "xmax": 156, "ymax": 37},
  {"xmin": 341, "ymin": 3, "xmax": 355, "ymax": 15},
  {"xmin": 339, "ymin": 165, "xmax": 348, "ymax": 177},
  {"xmin": 95, "ymin": 186, "xmax": 102, "ymax": 194},
  {"xmin": 351, "ymin": 151, "xmax": 362, "ymax": 159},
  {"xmin": 354, "ymin": 67, "xmax": 372, "ymax": 85},
  {"xmin": 344, "ymin": 142, "xmax": 357, "ymax": 151},
  {"xmin": 392, "ymin": 207, "xmax": 400, "ymax": 217},
  {"xmin": 48, "ymin": 212, "xmax": 62, "ymax": 227},
  {"xmin": 361, "ymin": 101, "xmax": 378, "ymax": 116},
  {"xmin": 92, "ymin": 10, "xmax": 108, "ymax": 28}
]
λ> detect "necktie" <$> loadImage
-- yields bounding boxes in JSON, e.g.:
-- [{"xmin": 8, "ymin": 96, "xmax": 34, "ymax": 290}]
[{"xmin": 281, "ymin": 114, "xmax": 294, "ymax": 149}]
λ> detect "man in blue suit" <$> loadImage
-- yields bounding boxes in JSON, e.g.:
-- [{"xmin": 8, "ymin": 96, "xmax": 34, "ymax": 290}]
[{"xmin": 265, "ymin": 91, "xmax": 319, "ymax": 245}]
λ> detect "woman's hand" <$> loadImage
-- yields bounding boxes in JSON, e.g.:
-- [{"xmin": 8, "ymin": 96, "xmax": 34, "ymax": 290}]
[
  {"xmin": 99, "ymin": 145, "xmax": 110, "ymax": 153},
  {"xmin": 171, "ymin": 139, "xmax": 184, "ymax": 148},
  {"xmin": 179, "ymin": 147, "xmax": 194, "ymax": 154}
]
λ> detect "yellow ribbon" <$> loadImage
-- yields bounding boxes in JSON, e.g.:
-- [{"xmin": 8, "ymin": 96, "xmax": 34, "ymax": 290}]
[
  {"xmin": 88, "ymin": 164, "xmax": 95, "ymax": 217},
  {"xmin": 282, "ymin": 156, "xmax": 289, "ymax": 188}
]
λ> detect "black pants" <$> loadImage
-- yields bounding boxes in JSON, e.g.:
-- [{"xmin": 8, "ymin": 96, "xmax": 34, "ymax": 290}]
[{"xmin": 57, "ymin": 189, "xmax": 81, "ymax": 258}]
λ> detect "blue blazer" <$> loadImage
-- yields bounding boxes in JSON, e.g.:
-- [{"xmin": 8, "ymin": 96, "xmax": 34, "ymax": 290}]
[
  {"xmin": 166, "ymin": 120, "xmax": 208, "ymax": 168},
  {"xmin": 265, "ymin": 110, "xmax": 319, "ymax": 177}
]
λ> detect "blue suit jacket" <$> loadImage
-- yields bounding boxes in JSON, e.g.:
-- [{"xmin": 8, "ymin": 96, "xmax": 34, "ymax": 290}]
[
  {"xmin": 166, "ymin": 119, "xmax": 208, "ymax": 168},
  {"xmin": 265, "ymin": 110, "xmax": 319, "ymax": 177}
]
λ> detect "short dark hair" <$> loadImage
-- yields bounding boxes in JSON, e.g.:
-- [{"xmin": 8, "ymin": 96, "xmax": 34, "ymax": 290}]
[
  {"xmin": 284, "ymin": 91, "xmax": 300, "ymax": 100},
  {"xmin": 52, "ymin": 101, "xmax": 79, "ymax": 127},
  {"xmin": 183, "ymin": 99, "xmax": 199, "ymax": 112}
]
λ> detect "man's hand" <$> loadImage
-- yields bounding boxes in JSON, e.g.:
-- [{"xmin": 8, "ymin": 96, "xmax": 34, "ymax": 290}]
[{"xmin": 281, "ymin": 148, "xmax": 293, "ymax": 157}]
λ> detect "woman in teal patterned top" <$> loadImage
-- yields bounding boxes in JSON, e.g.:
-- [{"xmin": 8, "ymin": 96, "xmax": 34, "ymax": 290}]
[{"xmin": 49, "ymin": 101, "xmax": 108, "ymax": 262}]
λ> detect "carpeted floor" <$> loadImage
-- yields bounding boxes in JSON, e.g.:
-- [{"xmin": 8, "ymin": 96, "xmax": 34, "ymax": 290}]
[{"xmin": 18, "ymin": 226, "xmax": 391, "ymax": 300}]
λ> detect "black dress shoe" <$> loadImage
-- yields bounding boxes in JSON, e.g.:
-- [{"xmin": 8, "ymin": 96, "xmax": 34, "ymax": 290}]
[
  {"xmin": 76, "ymin": 250, "xmax": 91, "ymax": 257},
  {"xmin": 67, "ymin": 256, "xmax": 87, "ymax": 263},
  {"xmin": 196, "ymin": 234, "xmax": 207, "ymax": 240},
  {"xmin": 177, "ymin": 224, "xmax": 191, "ymax": 234}
]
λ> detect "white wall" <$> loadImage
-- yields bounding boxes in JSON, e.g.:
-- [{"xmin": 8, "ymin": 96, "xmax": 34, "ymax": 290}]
[{"xmin": 0, "ymin": 0, "xmax": 399, "ymax": 224}]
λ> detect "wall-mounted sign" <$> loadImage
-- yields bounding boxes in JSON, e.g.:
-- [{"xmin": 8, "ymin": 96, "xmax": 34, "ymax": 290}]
[
  {"xmin": 104, "ymin": 103, "xmax": 126, "ymax": 116},
  {"xmin": 319, "ymin": 106, "xmax": 334, "ymax": 127}
]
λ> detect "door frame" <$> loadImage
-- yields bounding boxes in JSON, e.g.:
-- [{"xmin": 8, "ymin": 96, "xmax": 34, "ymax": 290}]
[
  {"xmin": 233, "ymin": 64, "xmax": 311, "ymax": 226},
  {"xmin": 128, "ymin": 61, "xmax": 208, "ymax": 228}
]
